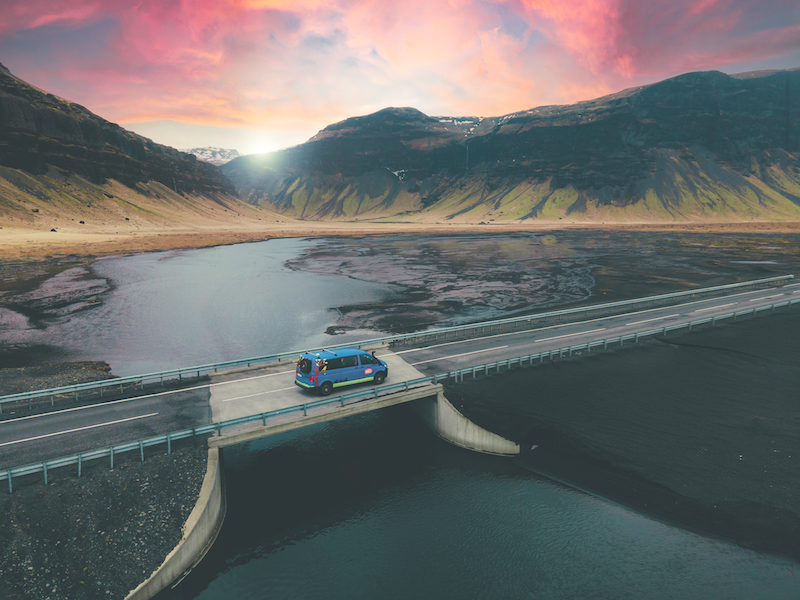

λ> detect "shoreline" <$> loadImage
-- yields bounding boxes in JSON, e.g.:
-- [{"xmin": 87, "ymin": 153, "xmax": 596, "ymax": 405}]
[{"xmin": 4, "ymin": 220, "xmax": 800, "ymax": 262}]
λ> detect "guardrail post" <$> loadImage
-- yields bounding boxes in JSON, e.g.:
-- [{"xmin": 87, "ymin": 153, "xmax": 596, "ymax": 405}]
[
  {"xmin": 663, "ymin": 327, "xmax": 667, "ymax": 337},
  {"xmin": 7, "ymin": 472, "xmax": 11, "ymax": 494},
  {"xmin": 110, "ymin": 448, "xmax": 114, "ymax": 470},
  {"xmin": 303, "ymin": 404, "xmax": 308, "ymax": 416},
  {"xmin": 139, "ymin": 441, "xmax": 144, "ymax": 462},
  {"xmin": 43, "ymin": 462, "xmax": 48, "ymax": 486},
  {"xmin": 167, "ymin": 433, "xmax": 172, "ymax": 455},
  {"xmin": 78, "ymin": 455, "xmax": 82, "ymax": 477}
]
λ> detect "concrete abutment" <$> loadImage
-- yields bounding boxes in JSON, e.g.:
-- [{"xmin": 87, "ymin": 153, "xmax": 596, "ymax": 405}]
[
  {"xmin": 125, "ymin": 447, "xmax": 227, "ymax": 600},
  {"xmin": 413, "ymin": 390, "xmax": 520, "ymax": 455}
]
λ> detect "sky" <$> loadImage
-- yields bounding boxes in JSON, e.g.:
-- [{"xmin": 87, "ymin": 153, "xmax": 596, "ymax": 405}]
[{"xmin": 2, "ymin": 0, "xmax": 800, "ymax": 155}]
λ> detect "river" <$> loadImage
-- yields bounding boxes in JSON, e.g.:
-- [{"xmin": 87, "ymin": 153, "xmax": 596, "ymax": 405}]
[{"xmin": 2, "ymin": 230, "xmax": 800, "ymax": 599}]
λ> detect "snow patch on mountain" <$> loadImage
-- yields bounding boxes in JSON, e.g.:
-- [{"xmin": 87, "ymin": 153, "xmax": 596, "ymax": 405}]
[{"xmin": 182, "ymin": 147, "xmax": 242, "ymax": 166}]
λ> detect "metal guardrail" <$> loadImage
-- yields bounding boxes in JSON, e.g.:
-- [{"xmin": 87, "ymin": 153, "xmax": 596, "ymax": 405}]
[
  {"xmin": 2, "ymin": 293, "xmax": 797, "ymax": 493},
  {"xmin": 0, "ymin": 377, "xmax": 438, "ymax": 493},
  {"xmin": 1, "ymin": 274, "xmax": 793, "ymax": 412}
]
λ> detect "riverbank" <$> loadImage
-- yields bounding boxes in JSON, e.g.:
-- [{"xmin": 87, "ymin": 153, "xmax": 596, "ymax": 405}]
[{"xmin": 3, "ymin": 220, "xmax": 800, "ymax": 262}]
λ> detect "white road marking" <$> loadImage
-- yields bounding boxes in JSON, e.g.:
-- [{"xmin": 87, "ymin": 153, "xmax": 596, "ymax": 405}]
[
  {"xmin": 222, "ymin": 387, "xmax": 297, "ymax": 403},
  {"xmin": 626, "ymin": 314, "xmax": 680, "ymax": 326},
  {"xmin": 0, "ymin": 412, "xmax": 159, "ymax": 448},
  {"xmin": 750, "ymin": 294, "xmax": 784, "ymax": 301},
  {"xmin": 0, "ymin": 395, "xmax": 153, "ymax": 425},
  {"xmin": 411, "ymin": 346, "xmax": 509, "ymax": 366},
  {"xmin": 394, "ymin": 290, "xmax": 781, "ymax": 356},
  {"xmin": 0, "ymin": 370, "xmax": 299, "ymax": 425},
  {"xmin": 537, "ymin": 329, "xmax": 605, "ymax": 343},
  {"xmin": 693, "ymin": 303, "xmax": 736, "ymax": 313}
]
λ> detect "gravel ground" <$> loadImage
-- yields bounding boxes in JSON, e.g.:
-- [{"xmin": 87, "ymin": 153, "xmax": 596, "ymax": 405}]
[{"xmin": 0, "ymin": 439, "xmax": 209, "ymax": 600}]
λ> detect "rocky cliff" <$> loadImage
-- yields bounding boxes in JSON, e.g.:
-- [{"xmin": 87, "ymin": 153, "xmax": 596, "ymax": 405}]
[
  {"xmin": 223, "ymin": 69, "xmax": 800, "ymax": 222},
  {"xmin": 0, "ymin": 63, "xmax": 235, "ymax": 197}
]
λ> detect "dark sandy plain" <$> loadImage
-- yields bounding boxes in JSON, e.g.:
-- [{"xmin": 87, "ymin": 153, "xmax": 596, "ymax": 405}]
[
  {"xmin": 446, "ymin": 310, "xmax": 800, "ymax": 561},
  {"xmin": 1, "ymin": 227, "xmax": 800, "ymax": 599}
]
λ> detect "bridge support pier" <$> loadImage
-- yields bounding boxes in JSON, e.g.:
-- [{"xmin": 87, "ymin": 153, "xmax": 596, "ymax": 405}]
[{"xmin": 413, "ymin": 391, "xmax": 520, "ymax": 456}]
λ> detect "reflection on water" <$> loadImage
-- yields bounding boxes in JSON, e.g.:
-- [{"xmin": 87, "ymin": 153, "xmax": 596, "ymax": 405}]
[
  {"xmin": 3, "ymin": 231, "xmax": 800, "ymax": 376},
  {"xmin": 286, "ymin": 231, "xmax": 800, "ymax": 331}
]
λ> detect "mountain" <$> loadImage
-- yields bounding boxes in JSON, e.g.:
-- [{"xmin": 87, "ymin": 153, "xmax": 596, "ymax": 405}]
[
  {"xmin": 182, "ymin": 147, "xmax": 242, "ymax": 166},
  {"xmin": 0, "ymin": 63, "xmax": 270, "ymax": 230},
  {"xmin": 222, "ymin": 69, "xmax": 800, "ymax": 222}
]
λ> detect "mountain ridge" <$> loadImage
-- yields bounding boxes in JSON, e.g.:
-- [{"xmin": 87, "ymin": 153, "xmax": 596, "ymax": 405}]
[
  {"xmin": 222, "ymin": 68, "xmax": 800, "ymax": 223},
  {"xmin": 0, "ymin": 63, "xmax": 280, "ymax": 232}
]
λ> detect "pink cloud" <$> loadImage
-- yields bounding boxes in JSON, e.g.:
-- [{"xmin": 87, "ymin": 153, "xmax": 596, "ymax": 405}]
[{"xmin": 1, "ymin": 0, "xmax": 798, "ymax": 152}]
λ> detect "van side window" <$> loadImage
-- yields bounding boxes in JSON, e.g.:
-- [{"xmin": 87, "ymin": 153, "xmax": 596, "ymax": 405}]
[
  {"xmin": 342, "ymin": 355, "xmax": 357, "ymax": 368},
  {"xmin": 360, "ymin": 354, "xmax": 377, "ymax": 365}
]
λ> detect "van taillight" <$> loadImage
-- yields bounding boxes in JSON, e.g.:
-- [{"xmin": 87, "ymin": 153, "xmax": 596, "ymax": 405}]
[{"xmin": 310, "ymin": 376, "xmax": 315, "ymax": 382}]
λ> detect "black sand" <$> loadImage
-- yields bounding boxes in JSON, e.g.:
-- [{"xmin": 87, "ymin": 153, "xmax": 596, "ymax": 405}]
[{"xmin": 447, "ymin": 308, "xmax": 800, "ymax": 560}]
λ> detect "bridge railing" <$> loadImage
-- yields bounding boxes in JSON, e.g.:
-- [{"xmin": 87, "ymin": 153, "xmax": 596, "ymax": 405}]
[
  {"xmin": 0, "ymin": 376, "xmax": 439, "ymax": 493},
  {"xmin": 2, "ymin": 293, "xmax": 797, "ymax": 493},
  {"xmin": 0, "ymin": 274, "xmax": 793, "ymax": 413}
]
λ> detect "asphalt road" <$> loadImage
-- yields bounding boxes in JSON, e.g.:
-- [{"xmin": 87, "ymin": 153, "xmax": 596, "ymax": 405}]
[{"xmin": 1, "ymin": 282, "xmax": 798, "ymax": 470}]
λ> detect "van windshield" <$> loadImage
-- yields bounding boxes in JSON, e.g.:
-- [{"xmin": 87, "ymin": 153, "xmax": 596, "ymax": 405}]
[{"xmin": 360, "ymin": 354, "xmax": 378, "ymax": 365}]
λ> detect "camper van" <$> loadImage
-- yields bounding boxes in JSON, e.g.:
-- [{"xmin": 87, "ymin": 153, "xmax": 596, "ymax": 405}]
[{"xmin": 295, "ymin": 348, "xmax": 388, "ymax": 396}]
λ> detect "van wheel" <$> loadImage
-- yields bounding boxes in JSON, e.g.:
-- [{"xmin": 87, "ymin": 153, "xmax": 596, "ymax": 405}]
[
  {"xmin": 373, "ymin": 371, "xmax": 386, "ymax": 385},
  {"xmin": 319, "ymin": 381, "xmax": 333, "ymax": 396}
]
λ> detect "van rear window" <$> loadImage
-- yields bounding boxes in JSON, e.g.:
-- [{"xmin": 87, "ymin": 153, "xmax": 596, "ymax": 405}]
[{"xmin": 321, "ymin": 355, "xmax": 357, "ymax": 370}]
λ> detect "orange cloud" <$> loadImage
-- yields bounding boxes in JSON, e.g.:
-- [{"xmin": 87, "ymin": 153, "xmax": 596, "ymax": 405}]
[{"xmin": 1, "ymin": 0, "xmax": 798, "ymax": 152}]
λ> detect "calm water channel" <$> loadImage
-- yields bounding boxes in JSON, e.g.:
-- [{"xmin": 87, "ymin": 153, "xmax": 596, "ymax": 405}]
[{"xmin": 6, "ymin": 231, "xmax": 800, "ymax": 598}]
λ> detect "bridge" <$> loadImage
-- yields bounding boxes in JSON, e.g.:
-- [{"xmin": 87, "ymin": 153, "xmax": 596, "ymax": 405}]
[{"xmin": 1, "ymin": 274, "xmax": 798, "ymax": 486}]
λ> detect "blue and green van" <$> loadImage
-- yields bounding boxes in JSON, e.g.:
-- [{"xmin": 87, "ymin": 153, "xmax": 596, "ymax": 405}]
[{"xmin": 295, "ymin": 348, "xmax": 388, "ymax": 395}]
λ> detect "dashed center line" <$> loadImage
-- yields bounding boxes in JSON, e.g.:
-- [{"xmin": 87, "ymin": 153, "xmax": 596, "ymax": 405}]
[
  {"xmin": 537, "ymin": 328, "xmax": 605, "ymax": 343},
  {"xmin": 693, "ymin": 303, "xmax": 735, "ymax": 313},
  {"xmin": 411, "ymin": 346, "xmax": 509, "ymax": 366},
  {"xmin": 0, "ymin": 412, "xmax": 159, "ymax": 448},
  {"xmin": 625, "ymin": 314, "xmax": 680, "ymax": 326},
  {"xmin": 750, "ymin": 294, "xmax": 783, "ymax": 301}
]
